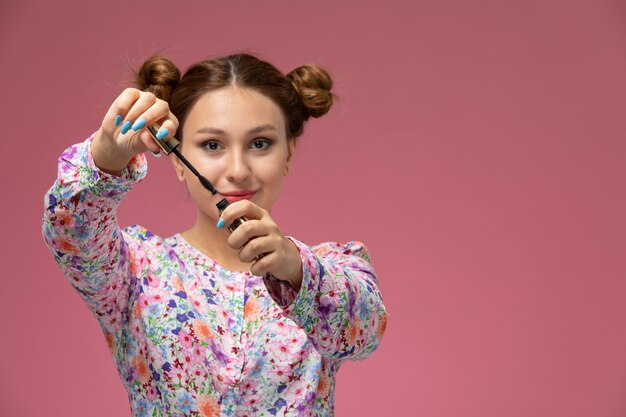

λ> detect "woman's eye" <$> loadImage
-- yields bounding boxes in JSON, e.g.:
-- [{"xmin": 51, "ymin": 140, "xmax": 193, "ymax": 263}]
[
  {"xmin": 203, "ymin": 141, "xmax": 222, "ymax": 151},
  {"xmin": 251, "ymin": 139, "xmax": 272, "ymax": 150}
]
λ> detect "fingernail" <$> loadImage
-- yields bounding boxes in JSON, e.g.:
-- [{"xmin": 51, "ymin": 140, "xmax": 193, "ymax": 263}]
[
  {"xmin": 216, "ymin": 218, "xmax": 225, "ymax": 229},
  {"xmin": 120, "ymin": 120, "xmax": 132, "ymax": 134},
  {"xmin": 155, "ymin": 127, "xmax": 169, "ymax": 140},
  {"xmin": 132, "ymin": 117, "xmax": 146, "ymax": 131},
  {"xmin": 114, "ymin": 114, "xmax": 122, "ymax": 126}
]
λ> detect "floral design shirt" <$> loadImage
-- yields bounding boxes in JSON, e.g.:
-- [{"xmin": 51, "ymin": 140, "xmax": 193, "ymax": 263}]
[{"xmin": 42, "ymin": 136, "xmax": 387, "ymax": 417}]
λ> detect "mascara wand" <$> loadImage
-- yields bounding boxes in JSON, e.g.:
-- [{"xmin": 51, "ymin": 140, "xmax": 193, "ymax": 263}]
[{"xmin": 146, "ymin": 125, "xmax": 218, "ymax": 195}]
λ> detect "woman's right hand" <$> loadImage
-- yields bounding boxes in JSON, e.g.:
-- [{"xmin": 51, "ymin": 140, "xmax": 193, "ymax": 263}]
[{"xmin": 91, "ymin": 88, "xmax": 179, "ymax": 176}]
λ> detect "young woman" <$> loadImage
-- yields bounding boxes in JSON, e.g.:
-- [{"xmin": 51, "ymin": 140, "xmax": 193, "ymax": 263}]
[{"xmin": 43, "ymin": 53, "xmax": 387, "ymax": 417}]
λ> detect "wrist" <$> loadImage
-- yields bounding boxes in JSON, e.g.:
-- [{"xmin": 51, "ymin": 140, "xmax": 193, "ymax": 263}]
[
  {"xmin": 285, "ymin": 241, "xmax": 303, "ymax": 291},
  {"xmin": 288, "ymin": 268, "xmax": 303, "ymax": 292}
]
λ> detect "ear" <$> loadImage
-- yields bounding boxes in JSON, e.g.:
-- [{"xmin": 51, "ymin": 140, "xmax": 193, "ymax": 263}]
[
  {"xmin": 285, "ymin": 139, "xmax": 297, "ymax": 176},
  {"xmin": 170, "ymin": 154, "xmax": 186, "ymax": 182}
]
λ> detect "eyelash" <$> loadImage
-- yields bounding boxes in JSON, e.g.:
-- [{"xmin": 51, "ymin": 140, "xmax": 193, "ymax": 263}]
[
  {"xmin": 251, "ymin": 138, "xmax": 273, "ymax": 150},
  {"xmin": 202, "ymin": 141, "xmax": 221, "ymax": 151},
  {"xmin": 201, "ymin": 138, "xmax": 273, "ymax": 152}
]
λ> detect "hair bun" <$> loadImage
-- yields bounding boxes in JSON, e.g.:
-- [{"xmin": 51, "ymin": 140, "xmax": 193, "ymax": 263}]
[
  {"xmin": 135, "ymin": 55, "xmax": 181, "ymax": 102},
  {"xmin": 287, "ymin": 65, "xmax": 334, "ymax": 119}
]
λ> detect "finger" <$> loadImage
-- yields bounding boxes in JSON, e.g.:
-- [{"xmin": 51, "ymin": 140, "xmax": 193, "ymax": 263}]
[
  {"xmin": 154, "ymin": 116, "xmax": 179, "ymax": 139},
  {"xmin": 227, "ymin": 219, "xmax": 266, "ymax": 250},
  {"xmin": 132, "ymin": 99, "xmax": 177, "ymax": 132},
  {"xmin": 113, "ymin": 88, "xmax": 142, "ymax": 118},
  {"xmin": 102, "ymin": 88, "xmax": 141, "ymax": 134},
  {"xmin": 121, "ymin": 129, "xmax": 154, "ymax": 155},
  {"xmin": 250, "ymin": 251, "xmax": 277, "ymax": 277},
  {"xmin": 137, "ymin": 130, "xmax": 164, "ymax": 154},
  {"xmin": 220, "ymin": 200, "xmax": 267, "ymax": 225},
  {"xmin": 121, "ymin": 92, "xmax": 158, "ymax": 133},
  {"xmin": 238, "ymin": 235, "xmax": 275, "ymax": 263}
]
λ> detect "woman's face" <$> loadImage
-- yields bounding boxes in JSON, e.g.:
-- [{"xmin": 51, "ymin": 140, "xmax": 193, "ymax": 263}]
[{"xmin": 174, "ymin": 86, "xmax": 294, "ymax": 222}]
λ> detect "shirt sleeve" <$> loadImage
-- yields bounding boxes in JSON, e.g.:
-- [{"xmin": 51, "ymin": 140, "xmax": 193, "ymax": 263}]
[
  {"xmin": 263, "ymin": 238, "xmax": 388, "ymax": 361},
  {"xmin": 42, "ymin": 134, "xmax": 147, "ymax": 335}
]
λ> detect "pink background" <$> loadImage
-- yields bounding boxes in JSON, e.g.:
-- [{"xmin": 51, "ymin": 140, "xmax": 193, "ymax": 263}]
[{"xmin": 2, "ymin": 0, "xmax": 626, "ymax": 416}]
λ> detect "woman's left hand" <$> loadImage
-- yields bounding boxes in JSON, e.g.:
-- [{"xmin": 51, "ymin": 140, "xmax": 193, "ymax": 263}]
[{"xmin": 219, "ymin": 200, "xmax": 303, "ymax": 290}]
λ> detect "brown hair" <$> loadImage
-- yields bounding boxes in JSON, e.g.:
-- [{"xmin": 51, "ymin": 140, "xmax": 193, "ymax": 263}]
[{"xmin": 135, "ymin": 53, "xmax": 334, "ymax": 140}]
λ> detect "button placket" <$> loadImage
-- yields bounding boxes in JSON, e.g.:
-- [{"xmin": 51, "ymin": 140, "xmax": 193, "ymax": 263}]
[{"xmin": 225, "ymin": 271, "xmax": 246, "ymax": 389}]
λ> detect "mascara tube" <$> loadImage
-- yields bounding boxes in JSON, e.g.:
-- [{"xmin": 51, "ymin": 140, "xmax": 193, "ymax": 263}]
[{"xmin": 216, "ymin": 199, "xmax": 248, "ymax": 233}]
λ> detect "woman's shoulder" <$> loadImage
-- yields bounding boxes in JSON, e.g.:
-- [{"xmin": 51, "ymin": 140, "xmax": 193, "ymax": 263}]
[{"xmin": 122, "ymin": 226, "xmax": 198, "ymax": 258}]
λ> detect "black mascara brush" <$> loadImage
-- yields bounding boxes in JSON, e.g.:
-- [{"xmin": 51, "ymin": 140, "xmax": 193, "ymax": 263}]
[{"xmin": 146, "ymin": 125, "xmax": 218, "ymax": 196}]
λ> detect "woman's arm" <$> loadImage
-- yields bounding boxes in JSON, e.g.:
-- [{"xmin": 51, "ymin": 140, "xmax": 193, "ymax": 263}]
[
  {"xmin": 42, "ymin": 135, "xmax": 147, "ymax": 334},
  {"xmin": 43, "ymin": 88, "xmax": 178, "ymax": 332},
  {"xmin": 264, "ymin": 239, "xmax": 388, "ymax": 361}
]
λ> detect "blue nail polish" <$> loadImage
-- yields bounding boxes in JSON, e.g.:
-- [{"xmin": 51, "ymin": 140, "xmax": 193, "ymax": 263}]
[
  {"xmin": 132, "ymin": 117, "xmax": 146, "ymax": 131},
  {"xmin": 120, "ymin": 120, "xmax": 132, "ymax": 134},
  {"xmin": 114, "ymin": 114, "xmax": 122, "ymax": 127},
  {"xmin": 216, "ymin": 218, "xmax": 225, "ymax": 229},
  {"xmin": 156, "ymin": 127, "xmax": 169, "ymax": 140}
]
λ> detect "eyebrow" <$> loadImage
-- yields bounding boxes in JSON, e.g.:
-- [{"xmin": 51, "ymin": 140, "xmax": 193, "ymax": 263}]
[{"xmin": 196, "ymin": 124, "xmax": 278, "ymax": 135}]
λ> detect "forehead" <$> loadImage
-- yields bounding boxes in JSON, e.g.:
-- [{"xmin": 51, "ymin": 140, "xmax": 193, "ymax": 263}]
[{"xmin": 183, "ymin": 86, "xmax": 287, "ymax": 136}]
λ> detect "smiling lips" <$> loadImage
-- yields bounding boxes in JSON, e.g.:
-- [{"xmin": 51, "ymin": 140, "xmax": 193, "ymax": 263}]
[{"xmin": 220, "ymin": 190, "xmax": 256, "ymax": 203}]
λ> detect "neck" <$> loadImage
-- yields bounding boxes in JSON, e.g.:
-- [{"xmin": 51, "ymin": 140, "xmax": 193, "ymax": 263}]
[{"xmin": 181, "ymin": 210, "xmax": 251, "ymax": 272}]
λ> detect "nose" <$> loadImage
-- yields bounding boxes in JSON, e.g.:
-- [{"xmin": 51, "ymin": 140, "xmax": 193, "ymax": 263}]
[{"xmin": 224, "ymin": 149, "xmax": 251, "ymax": 183}]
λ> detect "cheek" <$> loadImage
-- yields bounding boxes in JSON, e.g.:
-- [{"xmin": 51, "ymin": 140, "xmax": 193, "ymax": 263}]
[
  {"xmin": 254, "ymin": 162, "xmax": 286, "ymax": 203},
  {"xmin": 182, "ymin": 157, "xmax": 222, "ymax": 198},
  {"xmin": 256, "ymin": 160, "xmax": 287, "ymax": 186},
  {"xmin": 192, "ymin": 156, "xmax": 225, "ymax": 182}
]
